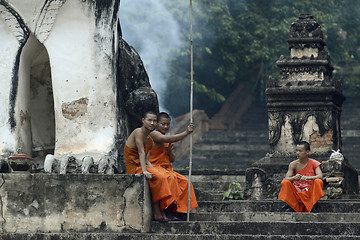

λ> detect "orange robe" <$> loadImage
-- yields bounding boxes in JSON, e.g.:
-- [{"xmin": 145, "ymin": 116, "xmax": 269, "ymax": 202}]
[
  {"xmin": 279, "ymin": 159, "xmax": 324, "ymax": 212},
  {"xmin": 150, "ymin": 143, "xmax": 198, "ymax": 213},
  {"xmin": 124, "ymin": 137, "xmax": 178, "ymax": 210}
]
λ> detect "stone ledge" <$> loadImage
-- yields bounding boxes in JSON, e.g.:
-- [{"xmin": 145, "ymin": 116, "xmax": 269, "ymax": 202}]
[
  {"xmin": 0, "ymin": 173, "xmax": 151, "ymax": 233},
  {"xmin": 176, "ymin": 169, "xmax": 246, "ymax": 176}
]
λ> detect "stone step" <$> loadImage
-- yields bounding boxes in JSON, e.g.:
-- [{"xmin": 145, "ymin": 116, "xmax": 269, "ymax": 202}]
[
  {"xmin": 4, "ymin": 233, "xmax": 360, "ymax": 240},
  {"xmin": 198, "ymin": 134, "xmax": 269, "ymax": 143},
  {"xmin": 341, "ymin": 141, "xmax": 360, "ymax": 146},
  {"xmin": 191, "ymin": 175, "xmax": 360, "ymax": 201},
  {"xmin": 340, "ymin": 97, "xmax": 360, "ymax": 169},
  {"xmin": 195, "ymin": 190, "xmax": 224, "ymax": 201},
  {"xmin": 190, "ymin": 151, "xmax": 256, "ymax": 159},
  {"xmin": 189, "ymin": 212, "xmax": 360, "ymax": 222},
  {"xmin": 175, "ymin": 153, "xmax": 256, "ymax": 161},
  {"xmin": 128, "ymin": 234, "xmax": 360, "ymax": 240},
  {"xmin": 193, "ymin": 144, "xmax": 269, "ymax": 151},
  {"xmin": 187, "ymin": 160, "xmax": 262, "ymax": 169},
  {"xmin": 191, "ymin": 174, "xmax": 246, "ymax": 201},
  {"xmin": 176, "ymin": 170, "xmax": 246, "ymax": 176},
  {"xmin": 204, "ymin": 129, "xmax": 268, "ymax": 136},
  {"xmin": 150, "ymin": 221, "xmax": 360, "ymax": 235},
  {"xmin": 173, "ymin": 159, "xmax": 255, "ymax": 171},
  {"xmin": 195, "ymin": 200, "xmax": 360, "ymax": 213},
  {"xmin": 341, "ymin": 131, "xmax": 360, "ymax": 137},
  {"xmin": 192, "ymin": 181, "xmax": 237, "ymax": 192},
  {"xmin": 194, "ymin": 180, "xmax": 245, "ymax": 190},
  {"xmin": 190, "ymin": 150, "xmax": 268, "ymax": 159},
  {"xmin": 195, "ymin": 191, "xmax": 360, "ymax": 203},
  {"xmin": 195, "ymin": 141, "xmax": 269, "ymax": 148},
  {"xmin": 342, "ymin": 121, "xmax": 360, "ymax": 126},
  {"xmin": 236, "ymin": 126, "xmax": 269, "ymax": 132},
  {"xmin": 190, "ymin": 174, "xmax": 246, "ymax": 182},
  {"xmin": 190, "ymin": 155, "xmax": 266, "ymax": 164}
]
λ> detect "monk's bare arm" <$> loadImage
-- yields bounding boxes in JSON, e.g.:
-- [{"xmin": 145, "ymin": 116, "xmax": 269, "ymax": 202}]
[
  {"xmin": 284, "ymin": 161, "xmax": 301, "ymax": 181},
  {"xmin": 146, "ymin": 151, "xmax": 154, "ymax": 168},
  {"xmin": 151, "ymin": 123, "xmax": 194, "ymax": 143},
  {"xmin": 134, "ymin": 130, "xmax": 152, "ymax": 179},
  {"xmin": 166, "ymin": 144, "xmax": 175, "ymax": 163}
]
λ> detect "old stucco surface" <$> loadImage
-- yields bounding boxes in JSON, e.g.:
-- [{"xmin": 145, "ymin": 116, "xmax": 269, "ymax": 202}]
[
  {"xmin": 0, "ymin": 173, "xmax": 151, "ymax": 233},
  {"xmin": 0, "ymin": 0, "xmax": 120, "ymax": 165}
]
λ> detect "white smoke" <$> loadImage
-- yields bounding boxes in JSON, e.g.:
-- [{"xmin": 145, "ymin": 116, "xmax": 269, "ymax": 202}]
[{"xmin": 119, "ymin": 0, "xmax": 182, "ymax": 112}]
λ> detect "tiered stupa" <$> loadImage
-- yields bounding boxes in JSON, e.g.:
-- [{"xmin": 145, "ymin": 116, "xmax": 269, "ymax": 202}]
[{"xmin": 247, "ymin": 14, "xmax": 358, "ymax": 199}]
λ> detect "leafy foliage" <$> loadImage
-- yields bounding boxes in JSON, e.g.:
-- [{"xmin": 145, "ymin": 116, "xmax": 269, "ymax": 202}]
[
  {"xmin": 322, "ymin": 188, "xmax": 342, "ymax": 200},
  {"xmin": 159, "ymin": 0, "xmax": 360, "ymax": 117},
  {"xmin": 223, "ymin": 182, "xmax": 245, "ymax": 200}
]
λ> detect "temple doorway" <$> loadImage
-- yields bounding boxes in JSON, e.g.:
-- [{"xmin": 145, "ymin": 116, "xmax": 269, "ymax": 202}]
[{"xmin": 19, "ymin": 34, "xmax": 55, "ymax": 159}]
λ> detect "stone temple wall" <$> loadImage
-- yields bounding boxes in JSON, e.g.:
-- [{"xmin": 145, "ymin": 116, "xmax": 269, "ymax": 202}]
[
  {"xmin": 0, "ymin": 173, "xmax": 152, "ymax": 233},
  {"xmin": 0, "ymin": 0, "xmax": 159, "ymax": 173},
  {"xmin": 0, "ymin": 1, "xmax": 158, "ymax": 234}
]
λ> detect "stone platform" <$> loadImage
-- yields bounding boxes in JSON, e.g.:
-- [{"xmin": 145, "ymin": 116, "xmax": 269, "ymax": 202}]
[
  {"xmin": 0, "ymin": 173, "xmax": 151, "ymax": 234},
  {"xmin": 1, "ymin": 172, "xmax": 360, "ymax": 239}
]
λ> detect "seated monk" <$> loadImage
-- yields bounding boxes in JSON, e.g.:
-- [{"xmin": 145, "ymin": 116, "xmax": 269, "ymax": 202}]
[
  {"xmin": 150, "ymin": 112, "xmax": 198, "ymax": 220},
  {"xmin": 279, "ymin": 141, "xmax": 324, "ymax": 212},
  {"xmin": 124, "ymin": 111, "xmax": 180, "ymax": 222}
]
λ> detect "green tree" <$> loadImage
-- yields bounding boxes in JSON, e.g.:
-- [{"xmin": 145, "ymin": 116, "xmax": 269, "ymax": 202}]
[{"xmin": 163, "ymin": 0, "xmax": 360, "ymax": 117}]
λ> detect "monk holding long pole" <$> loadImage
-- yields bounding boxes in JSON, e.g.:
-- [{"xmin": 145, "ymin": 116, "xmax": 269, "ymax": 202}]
[
  {"xmin": 187, "ymin": 0, "xmax": 194, "ymax": 222},
  {"xmin": 149, "ymin": 112, "xmax": 198, "ymax": 220},
  {"xmin": 124, "ymin": 111, "xmax": 180, "ymax": 222}
]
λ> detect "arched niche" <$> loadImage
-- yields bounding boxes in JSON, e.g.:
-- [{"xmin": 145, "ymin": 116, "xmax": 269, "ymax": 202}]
[{"xmin": 17, "ymin": 33, "xmax": 55, "ymax": 159}]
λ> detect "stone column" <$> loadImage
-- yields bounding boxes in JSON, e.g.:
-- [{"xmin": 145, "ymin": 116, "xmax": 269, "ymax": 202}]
[
  {"xmin": 247, "ymin": 14, "xmax": 358, "ymax": 198},
  {"xmin": 254, "ymin": 14, "xmax": 343, "ymax": 172}
]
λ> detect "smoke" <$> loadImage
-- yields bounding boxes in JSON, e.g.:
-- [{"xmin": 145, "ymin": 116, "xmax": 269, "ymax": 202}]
[{"xmin": 119, "ymin": 0, "xmax": 182, "ymax": 112}]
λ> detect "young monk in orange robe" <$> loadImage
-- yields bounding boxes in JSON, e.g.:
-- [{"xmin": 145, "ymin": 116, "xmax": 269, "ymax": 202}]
[
  {"xmin": 150, "ymin": 112, "xmax": 198, "ymax": 219},
  {"xmin": 278, "ymin": 141, "xmax": 324, "ymax": 212},
  {"xmin": 124, "ymin": 111, "xmax": 179, "ymax": 222}
]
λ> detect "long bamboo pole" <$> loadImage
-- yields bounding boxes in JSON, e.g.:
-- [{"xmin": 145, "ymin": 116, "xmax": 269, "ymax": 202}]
[{"xmin": 187, "ymin": 0, "xmax": 194, "ymax": 222}]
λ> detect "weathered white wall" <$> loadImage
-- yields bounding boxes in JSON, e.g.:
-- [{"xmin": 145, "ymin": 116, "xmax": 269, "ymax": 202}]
[
  {"xmin": 290, "ymin": 47, "xmax": 318, "ymax": 58},
  {"xmin": 16, "ymin": 33, "xmax": 33, "ymax": 155},
  {"xmin": 6, "ymin": 0, "xmax": 45, "ymax": 30},
  {"xmin": 43, "ymin": 0, "xmax": 118, "ymax": 161},
  {"xmin": 287, "ymin": 72, "xmax": 324, "ymax": 82},
  {"xmin": 0, "ymin": 0, "xmax": 120, "ymax": 165},
  {"xmin": 274, "ymin": 115, "xmax": 295, "ymax": 154},
  {"xmin": 0, "ymin": 9, "xmax": 20, "ymax": 155}
]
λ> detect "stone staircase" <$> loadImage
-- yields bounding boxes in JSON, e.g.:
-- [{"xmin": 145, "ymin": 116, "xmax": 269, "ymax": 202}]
[
  {"xmin": 149, "ymin": 172, "xmax": 360, "ymax": 239},
  {"xmin": 341, "ymin": 97, "xmax": 360, "ymax": 169},
  {"xmin": 3, "ymin": 97, "xmax": 359, "ymax": 239},
  {"xmin": 2, "ymin": 172, "xmax": 360, "ymax": 239},
  {"xmin": 173, "ymin": 99, "xmax": 269, "ymax": 171},
  {"xmin": 172, "ymin": 95, "xmax": 360, "ymax": 172}
]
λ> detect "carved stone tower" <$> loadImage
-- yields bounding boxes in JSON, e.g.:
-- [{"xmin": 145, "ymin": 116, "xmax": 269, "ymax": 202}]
[
  {"xmin": 255, "ymin": 14, "xmax": 344, "ymax": 172},
  {"xmin": 246, "ymin": 14, "xmax": 358, "ymax": 198}
]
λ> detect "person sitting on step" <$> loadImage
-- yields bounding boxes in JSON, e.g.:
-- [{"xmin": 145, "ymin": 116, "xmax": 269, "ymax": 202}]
[
  {"xmin": 278, "ymin": 141, "xmax": 324, "ymax": 212},
  {"xmin": 124, "ymin": 110, "xmax": 180, "ymax": 222},
  {"xmin": 149, "ymin": 112, "xmax": 198, "ymax": 220}
]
